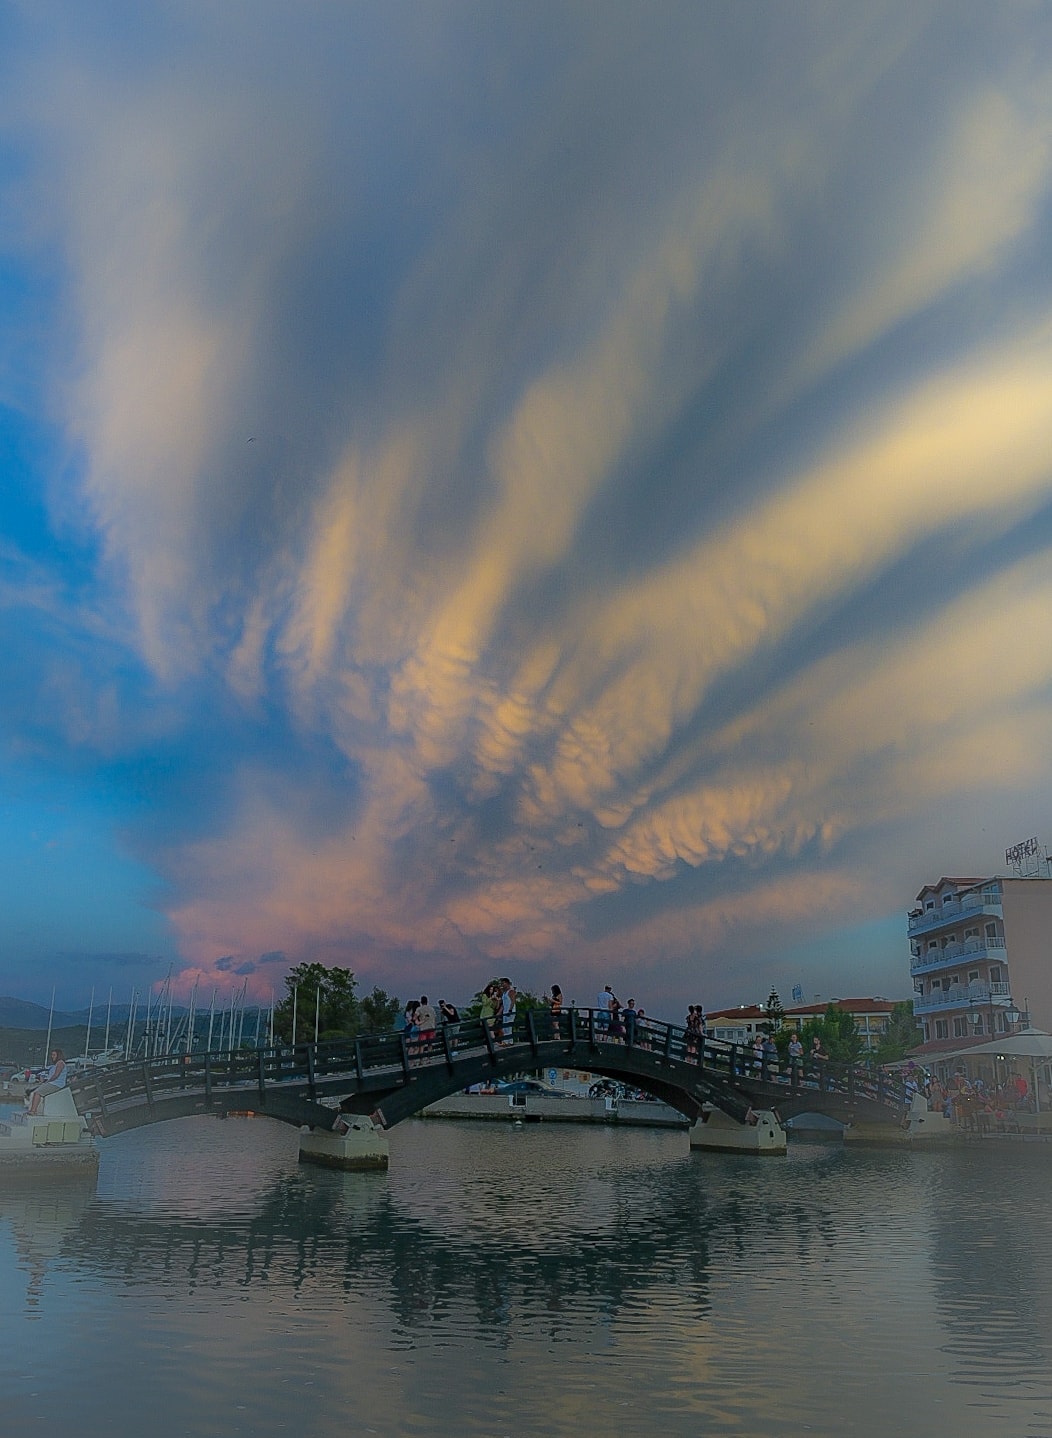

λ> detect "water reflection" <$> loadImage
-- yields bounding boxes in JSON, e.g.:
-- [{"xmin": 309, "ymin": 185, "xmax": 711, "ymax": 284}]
[{"xmin": 2, "ymin": 1117, "xmax": 1051, "ymax": 1438}]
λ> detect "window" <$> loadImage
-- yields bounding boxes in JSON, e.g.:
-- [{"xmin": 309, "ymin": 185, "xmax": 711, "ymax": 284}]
[
  {"xmin": 935, "ymin": 1020, "xmax": 949, "ymax": 1039},
  {"xmin": 985, "ymin": 922, "xmax": 997, "ymax": 938},
  {"xmin": 989, "ymin": 965, "xmax": 1002, "ymax": 983},
  {"xmin": 968, "ymin": 970, "xmax": 980, "ymax": 982},
  {"xmin": 922, "ymin": 1022, "xmax": 930, "ymax": 1043},
  {"xmin": 953, "ymin": 1017, "xmax": 969, "ymax": 1038},
  {"xmin": 928, "ymin": 939, "xmax": 939, "ymax": 950},
  {"xmin": 926, "ymin": 900, "xmax": 936, "ymax": 911},
  {"xmin": 965, "ymin": 927, "xmax": 979, "ymax": 939}
]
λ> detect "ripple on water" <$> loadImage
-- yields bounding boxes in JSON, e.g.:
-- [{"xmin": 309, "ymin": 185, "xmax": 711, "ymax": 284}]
[{"xmin": 2, "ymin": 1117, "xmax": 1052, "ymax": 1437}]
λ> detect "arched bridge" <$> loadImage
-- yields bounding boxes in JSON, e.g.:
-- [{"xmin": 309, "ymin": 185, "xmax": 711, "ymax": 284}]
[{"xmin": 70, "ymin": 1010, "xmax": 908, "ymax": 1138}]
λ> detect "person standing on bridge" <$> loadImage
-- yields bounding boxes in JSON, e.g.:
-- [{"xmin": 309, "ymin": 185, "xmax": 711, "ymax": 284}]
[
  {"xmin": 500, "ymin": 978, "xmax": 517, "ymax": 1045},
  {"xmin": 623, "ymin": 997, "xmax": 638, "ymax": 1045},
  {"xmin": 479, "ymin": 983, "xmax": 498, "ymax": 1034},
  {"xmin": 415, "ymin": 997, "xmax": 437, "ymax": 1058},
  {"xmin": 547, "ymin": 985, "xmax": 564, "ymax": 1038},
  {"xmin": 596, "ymin": 985, "xmax": 615, "ymax": 1036},
  {"xmin": 788, "ymin": 1031, "xmax": 803, "ymax": 1085}
]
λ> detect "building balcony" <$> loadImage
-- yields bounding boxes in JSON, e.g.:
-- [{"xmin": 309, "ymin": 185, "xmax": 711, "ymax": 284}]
[
  {"xmin": 907, "ymin": 889, "xmax": 1002, "ymax": 937},
  {"xmin": 909, "ymin": 936, "xmax": 1006, "ymax": 974},
  {"xmin": 912, "ymin": 981, "xmax": 1012, "ymax": 1015}
]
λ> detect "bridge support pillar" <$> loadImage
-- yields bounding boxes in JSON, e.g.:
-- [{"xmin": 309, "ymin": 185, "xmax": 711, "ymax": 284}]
[
  {"xmin": 843, "ymin": 1095, "xmax": 957, "ymax": 1147},
  {"xmin": 689, "ymin": 1107, "xmax": 786, "ymax": 1155},
  {"xmin": 299, "ymin": 1115, "xmax": 390, "ymax": 1172}
]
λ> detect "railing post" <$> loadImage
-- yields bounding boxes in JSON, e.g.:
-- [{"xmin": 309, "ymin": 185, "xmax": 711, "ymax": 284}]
[
  {"xmin": 568, "ymin": 1008, "xmax": 577, "ymax": 1049},
  {"xmin": 729, "ymin": 1044, "xmax": 738, "ymax": 1078},
  {"xmin": 354, "ymin": 1039, "xmax": 364, "ymax": 1083},
  {"xmin": 400, "ymin": 1033, "xmax": 412, "ymax": 1080},
  {"xmin": 526, "ymin": 1009, "xmax": 538, "ymax": 1056},
  {"xmin": 588, "ymin": 1008, "xmax": 597, "ymax": 1047},
  {"xmin": 482, "ymin": 1019, "xmax": 497, "ymax": 1068},
  {"xmin": 663, "ymin": 1023, "xmax": 673, "ymax": 1063},
  {"xmin": 307, "ymin": 1044, "xmax": 317, "ymax": 1101}
]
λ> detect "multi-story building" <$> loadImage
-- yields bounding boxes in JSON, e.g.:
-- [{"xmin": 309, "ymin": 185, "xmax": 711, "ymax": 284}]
[{"xmin": 908, "ymin": 874, "xmax": 1052, "ymax": 1062}]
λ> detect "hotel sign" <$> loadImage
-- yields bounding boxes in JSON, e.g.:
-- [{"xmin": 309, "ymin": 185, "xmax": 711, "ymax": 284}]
[{"xmin": 1005, "ymin": 836, "xmax": 1041, "ymax": 867}]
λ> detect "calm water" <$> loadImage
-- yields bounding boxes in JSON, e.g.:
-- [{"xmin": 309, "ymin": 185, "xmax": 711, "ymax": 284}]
[{"xmin": 2, "ymin": 1114, "xmax": 1052, "ymax": 1438}]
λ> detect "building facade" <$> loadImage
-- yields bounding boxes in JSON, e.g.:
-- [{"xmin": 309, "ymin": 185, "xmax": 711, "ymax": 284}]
[{"xmin": 909, "ymin": 874, "xmax": 1052, "ymax": 1061}]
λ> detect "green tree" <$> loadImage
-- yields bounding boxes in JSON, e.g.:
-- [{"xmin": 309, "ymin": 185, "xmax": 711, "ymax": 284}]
[
  {"xmin": 272, "ymin": 964, "xmax": 399, "ymax": 1042},
  {"xmin": 765, "ymin": 987, "xmax": 786, "ymax": 1033},
  {"xmin": 874, "ymin": 1001, "xmax": 921, "ymax": 1064},
  {"xmin": 822, "ymin": 1003, "xmax": 862, "ymax": 1064},
  {"xmin": 359, "ymin": 986, "xmax": 402, "ymax": 1034}
]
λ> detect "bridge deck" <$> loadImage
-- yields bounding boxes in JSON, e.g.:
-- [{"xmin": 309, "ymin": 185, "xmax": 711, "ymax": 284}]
[{"xmin": 70, "ymin": 1010, "xmax": 908, "ymax": 1137}]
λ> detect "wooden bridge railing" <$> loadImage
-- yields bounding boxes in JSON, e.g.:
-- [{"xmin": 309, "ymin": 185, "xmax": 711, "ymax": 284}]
[{"xmin": 70, "ymin": 1008, "xmax": 908, "ymax": 1127}]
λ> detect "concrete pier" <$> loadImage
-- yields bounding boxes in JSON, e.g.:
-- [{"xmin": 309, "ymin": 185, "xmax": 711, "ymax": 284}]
[
  {"xmin": 843, "ymin": 1093, "xmax": 957, "ymax": 1147},
  {"xmin": 689, "ymin": 1106, "xmax": 786, "ymax": 1155},
  {"xmin": 298, "ymin": 1115, "xmax": 390, "ymax": 1171}
]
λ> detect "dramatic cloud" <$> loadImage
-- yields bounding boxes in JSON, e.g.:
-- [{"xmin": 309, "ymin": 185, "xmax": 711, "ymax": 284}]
[{"xmin": 3, "ymin": 2, "xmax": 1052, "ymax": 1014}]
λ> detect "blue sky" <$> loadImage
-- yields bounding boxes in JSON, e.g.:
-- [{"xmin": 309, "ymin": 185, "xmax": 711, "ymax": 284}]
[{"xmin": 3, "ymin": 1, "xmax": 1052, "ymax": 1017}]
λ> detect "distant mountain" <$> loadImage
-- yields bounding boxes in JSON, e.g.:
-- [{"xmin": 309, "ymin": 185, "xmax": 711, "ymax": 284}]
[{"xmin": 0, "ymin": 996, "xmax": 80, "ymax": 1029}]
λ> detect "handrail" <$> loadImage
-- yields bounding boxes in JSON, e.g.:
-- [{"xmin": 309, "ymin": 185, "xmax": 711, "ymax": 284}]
[{"xmin": 69, "ymin": 1007, "xmax": 908, "ymax": 1127}]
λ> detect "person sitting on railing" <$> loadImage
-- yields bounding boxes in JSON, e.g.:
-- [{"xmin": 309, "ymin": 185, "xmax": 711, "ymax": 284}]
[{"xmin": 27, "ymin": 1048, "xmax": 67, "ymax": 1116}]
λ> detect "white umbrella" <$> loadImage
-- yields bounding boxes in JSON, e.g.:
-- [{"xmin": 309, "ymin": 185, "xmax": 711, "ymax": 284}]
[{"xmin": 955, "ymin": 1028, "xmax": 1052, "ymax": 1060}]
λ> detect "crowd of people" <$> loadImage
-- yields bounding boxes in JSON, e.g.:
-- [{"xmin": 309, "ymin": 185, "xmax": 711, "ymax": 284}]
[{"xmin": 907, "ymin": 1063, "xmax": 1036, "ymax": 1129}]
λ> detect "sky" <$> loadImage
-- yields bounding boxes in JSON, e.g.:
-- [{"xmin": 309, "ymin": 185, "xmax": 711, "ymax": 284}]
[{"xmin": 3, "ymin": 1, "xmax": 1052, "ymax": 1018}]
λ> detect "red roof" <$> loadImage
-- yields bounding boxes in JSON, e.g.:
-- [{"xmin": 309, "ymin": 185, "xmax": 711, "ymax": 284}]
[{"xmin": 784, "ymin": 998, "xmax": 900, "ymax": 1016}]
